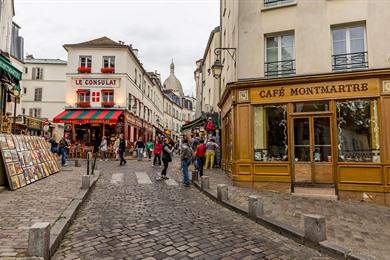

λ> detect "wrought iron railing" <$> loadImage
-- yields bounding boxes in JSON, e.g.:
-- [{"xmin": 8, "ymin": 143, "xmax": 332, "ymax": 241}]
[
  {"xmin": 265, "ymin": 60, "xmax": 296, "ymax": 77},
  {"xmin": 264, "ymin": 0, "xmax": 294, "ymax": 6},
  {"xmin": 332, "ymin": 52, "xmax": 368, "ymax": 71}
]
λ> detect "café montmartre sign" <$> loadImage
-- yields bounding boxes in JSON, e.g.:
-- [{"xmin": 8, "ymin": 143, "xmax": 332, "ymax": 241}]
[
  {"xmin": 250, "ymin": 78, "xmax": 379, "ymax": 103},
  {"xmin": 74, "ymin": 78, "xmax": 120, "ymax": 88}
]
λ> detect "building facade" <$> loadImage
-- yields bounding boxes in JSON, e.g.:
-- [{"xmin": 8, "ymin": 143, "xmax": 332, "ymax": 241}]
[
  {"xmin": 218, "ymin": 0, "xmax": 390, "ymax": 205},
  {"xmin": 54, "ymin": 37, "xmax": 164, "ymax": 147}
]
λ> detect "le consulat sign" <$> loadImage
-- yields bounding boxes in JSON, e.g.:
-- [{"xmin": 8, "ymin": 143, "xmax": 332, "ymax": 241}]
[
  {"xmin": 74, "ymin": 78, "xmax": 120, "ymax": 88},
  {"xmin": 250, "ymin": 78, "xmax": 380, "ymax": 103}
]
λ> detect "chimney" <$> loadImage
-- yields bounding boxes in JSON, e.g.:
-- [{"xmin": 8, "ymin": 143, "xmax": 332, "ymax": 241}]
[
  {"xmin": 132, "ymin": 48, "xmax": 139, "ymax": 57},
  {"xmin": 26, "ymin": 54, "xmax": 34, "ymax": 60}
]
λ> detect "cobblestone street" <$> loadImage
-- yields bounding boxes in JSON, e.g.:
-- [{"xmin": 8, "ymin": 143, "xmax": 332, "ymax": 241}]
[
  {"xmin": 203, "ymin": 169, "xmax": 390, "ymax": 260},
  {"xmin": 53, "ymin": 159, "xmax": 332, "ymax": 260}
]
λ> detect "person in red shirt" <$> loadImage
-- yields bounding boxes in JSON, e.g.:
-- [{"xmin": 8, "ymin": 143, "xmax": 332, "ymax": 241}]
[
  {"xmin": 153, "ymin": 139, "xmax": 163, "ymax": 167},
  {"xmin": 195, "ymin": 139, "xmax": 206, "ymax": 177}
]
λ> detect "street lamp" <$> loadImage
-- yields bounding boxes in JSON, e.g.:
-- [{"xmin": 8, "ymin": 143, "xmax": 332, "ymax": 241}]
[
  {"xmin": 211, "ymin": 47, "xmax": 237, "ymax": 79},
  {"xmin": 12, "ymin": 88, "xmax": 20, "ymax": 134}
]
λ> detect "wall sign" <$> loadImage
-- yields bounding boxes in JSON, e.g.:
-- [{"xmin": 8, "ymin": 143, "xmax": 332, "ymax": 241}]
[
  {"xmin": 74, "ymin": 78, "xmax": 120, "ymax": 88},
  {"xmin": 250, "ymin": 78, "xmax": 380, "ymax": 103},
  {"xmin": 382, "ymin": 80, "xmax": 390, "ymax": 93},
  {"xmin": 64, "ymin": 124, "xmax": 72, "ymax": 131}
]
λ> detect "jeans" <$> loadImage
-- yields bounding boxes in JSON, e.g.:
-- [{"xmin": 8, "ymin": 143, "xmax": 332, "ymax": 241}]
[
  {"xmin": 197, "ymin": 156, "xmax": 205, "ymax": 176},
  {"xmin": 147, "ymin": 150, "xmax": 152, "ymax": 159},
  {"xmin": 153, "ymin": 153, "xmax": 161, "ymax": 166},
  {"xmin": 161, "ymin": 160, "xmax": 169, "ymax": 176},
  {"xmin": 182, "ymin": 159, "xmax": 190, "ymax": 185},
  {"xmin": 59, "ymin": 147, "xmax": 67, "ymax": 166},
  {"xmin": 137, "ymin": 148, "xmax": 144, "ymax": 161},
  {"xmin": 119, "ymin": 149, "xmax": 126, "ymax": 165},
  {"xmin": 205, "ymin": 150, "xmax": 216, "ymax": 169},
  {"xmin": 101, "ymin": 151, "xmax": 106, "ymax": 160}
]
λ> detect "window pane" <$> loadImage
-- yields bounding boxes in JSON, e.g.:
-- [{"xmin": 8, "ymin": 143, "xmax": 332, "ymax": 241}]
[
  {"xmin": 350, "ymin": 26, "xmax": 364, "ymax": 40},
  {"xmin": 253, "ymin": 105, "xmax": 288, "ymax": 161},
  {"xmin": 337, "ymin": 100, "xmax": 380, "ymax": 162},
  {"xmin": 350, "ymin": 39, "xmax": 365, "ymax": 53},
  {"xmin": 333, "ymin": 41, "xmax": 347, "ymax": 55},
  {"xmin": 282, "ymin": 35, "xmax": 294, "ymax": 48},
  {"xmin": 294, "ymin": 102, "xmax": 329, "ymax": 112},
  {"xmin": 266, "ymin": 37, "xmax": 278, "ymax": 48},
  {"xmin": 314, "ymin": 117, "xmax": 332, "ymax": 162},
  {"xmin": 282, "ymin": 46, "xmax": 294, "ymax": 60},
  {"xmin": 332, "ymin": 28, "xmax": 346, "ymax": 42},
  {"xmin": 294, "ymin": 118, "xmax": 310, "ymax": 162}
]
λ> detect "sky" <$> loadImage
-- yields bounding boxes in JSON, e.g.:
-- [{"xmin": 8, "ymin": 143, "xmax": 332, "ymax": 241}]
[{"xmin": 14, "ymin": 0, "xmax": 220, "ymax": 96}]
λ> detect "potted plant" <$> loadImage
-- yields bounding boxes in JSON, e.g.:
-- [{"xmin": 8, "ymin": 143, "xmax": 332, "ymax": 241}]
[
  {"xmin": 101, "ymin": 67, "xmax": 115, "ymax": 74},
  {"xmin": 101, "ymin": 101, "xmax": 115, "ymax": 107},
  {"xmin": 76, "ymin": 101, "xmax": 91, "ymax": 108},
  {"xmin": 77, "ymin": 66, "xmax": 91, "ymax": 73}
]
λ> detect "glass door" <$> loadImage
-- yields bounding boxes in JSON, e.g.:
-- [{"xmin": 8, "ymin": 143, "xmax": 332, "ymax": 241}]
[{"xmin": 293, "ymin": 116, "xmax": 334, "ymax": 184}]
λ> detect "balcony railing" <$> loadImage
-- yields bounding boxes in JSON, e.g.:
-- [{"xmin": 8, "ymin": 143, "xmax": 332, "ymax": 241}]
[
  {"xmin": 265, "ymin": 60, "xmax": 296, "ymax": 77},
  {"xmin": 76, "ymin": 101, "xmax": 91, "ymax": 108},
  {"xmin": 332, "ymin": 52, "xmax": 368, "ymax": 71},
  {"xmin": 264, "ymin": 0, "xmax": 294, "ymax": 7}
]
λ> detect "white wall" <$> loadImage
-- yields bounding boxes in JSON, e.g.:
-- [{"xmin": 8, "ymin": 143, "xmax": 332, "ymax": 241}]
[{"xmin": 0, "ymin": 0, "xmax": 14, "ymax": 53}]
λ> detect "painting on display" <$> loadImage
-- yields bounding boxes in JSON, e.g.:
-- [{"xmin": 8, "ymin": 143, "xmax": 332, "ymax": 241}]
[{"xmin": 0, "ymin": 134, "xmax": 60, "ymax": 190}]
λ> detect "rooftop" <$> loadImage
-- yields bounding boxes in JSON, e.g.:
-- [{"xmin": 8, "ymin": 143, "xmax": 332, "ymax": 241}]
[{"xmin": 24, "ymin": 58, "xmax": 67, "ymax": 65}]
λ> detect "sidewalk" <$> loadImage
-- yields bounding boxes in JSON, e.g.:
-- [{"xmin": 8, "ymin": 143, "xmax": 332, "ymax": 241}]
[
  {"xmin": 0, "ymin": 164, "xmax": 89, "ymax": 258},
  {"xmin": 202, "ymin": 168, "xmax": 390, "ymax": 260}
]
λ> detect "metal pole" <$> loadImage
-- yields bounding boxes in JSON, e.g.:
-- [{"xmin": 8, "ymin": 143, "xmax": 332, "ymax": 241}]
[
  {"xmin": 91, "ymin": 152, "xmax": 97, "ymax": 175},
  {"xmin": 12, "ymin": 96, "xmax": 17, "ymax": 134},
  {"xmin": 86, "ymin": 152, "xmax": 90, "ymax": 175}
]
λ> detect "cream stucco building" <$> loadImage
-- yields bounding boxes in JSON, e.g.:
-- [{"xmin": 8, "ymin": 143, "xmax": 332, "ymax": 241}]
[{"xmin": 218, "ymin": 0, "xmax": 390, "ymax": 205}]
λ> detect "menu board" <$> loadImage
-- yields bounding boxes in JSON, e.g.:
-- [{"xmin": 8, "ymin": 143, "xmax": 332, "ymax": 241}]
[{"xmin": 0, "ymin": 134, "xmax": 60, "ymax": 190}]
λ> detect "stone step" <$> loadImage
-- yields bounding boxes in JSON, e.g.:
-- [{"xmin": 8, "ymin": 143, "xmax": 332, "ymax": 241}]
[{"xmin": 292, "ymin": 187, "xmax": 338, "ymax": 201}]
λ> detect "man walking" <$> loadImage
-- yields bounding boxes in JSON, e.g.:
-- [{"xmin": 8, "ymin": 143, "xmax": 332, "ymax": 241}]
[
  {"xmin": 145, "ymin": 139, "xmax": 154, "ymax": 161},
  {"xmin": 181, "ymin": 139, "xmax": 192, "ymax": 187},
  {"xmin": 100, "ymin": 136, "xmax": 108, "ymax": 161},
  {"xmin": 205, "ymin": 138, "xmax": 219, "ymax": 169},
  {"xmin": 58, "ymin": 133, "xmax": 69, "ymax": 167},
  {"xmin": 153, "ymin": 139, "xmax": 162, "ymax": 167},
  {"xmin": 135, "ymin": 137, "xmax": 145, "ymax": 161},
  {"xmin": 195, "ymin": 139, "xmax": 206, "ymax": 177},
  {"xmin": 118, "ymin": 134, "xmax": 127, "ymax": 166},
  {"xmin": 161, "ymin": 138, "xmax": 173, "ymax": 180}
]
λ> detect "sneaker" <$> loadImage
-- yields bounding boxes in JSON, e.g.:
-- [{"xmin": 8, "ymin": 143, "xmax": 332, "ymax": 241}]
[
  {"xmin": 184, "ymin": 183, "xmax": 190, "ymax": 187},
  {"xmin": 162, "ymin": 176, "xmax": 169, "ymax": 180},
  {"xmin": 99, "ymin": 159, "xmax": 103, "ymax": 161},
  {"xmin": 105, "ymin": 159, "xmax": 109, "ymax": 161}
]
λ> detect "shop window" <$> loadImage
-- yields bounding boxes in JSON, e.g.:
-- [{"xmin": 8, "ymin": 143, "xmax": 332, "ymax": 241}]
[
  {"xmin": 294, "ymin": 101, "xmax": 329, "ymax": 113},
  {"xmin": 91, "ymin": 92, "xmax": 100, "ymax": 102},
  {"xmin": 102, "ymin": 90, "xmax": 114, "ymax": 102},
  {"xmin": 337, "ymin": 99, "xmax": 380, "ymax": 162},
  {"xmin": 332, "ymin": 25, "xmax": 367, "ymax": 71},
  {"xmin": 265, "ymin": 34, "xmax": 295, "ymax": 77},
  {"xmin": 253, "ymin": 104, "xmax": 288, "ymax": 161},
  {"xmin": 77, "ymin": 90, "xmax": 90, "ymax": 102}
]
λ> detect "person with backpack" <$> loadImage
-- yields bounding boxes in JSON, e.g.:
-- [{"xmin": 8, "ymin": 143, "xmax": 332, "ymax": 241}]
[
  {"xmin": 195, "ymin": 139, "xmax": 206, "ymax": 177},
  {"xmin": 181, "ymin": 139, "xmax": 193, "ymax": 187},
  {"xmin": 118, "ymin": 134, "xmax": 127, "ymax": 166},
  {"xmin": 161, "ymin": 137, "xmax": 174, "ymax": 180}
]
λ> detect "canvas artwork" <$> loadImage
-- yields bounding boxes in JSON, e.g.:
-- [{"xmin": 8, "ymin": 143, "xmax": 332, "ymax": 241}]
[
  {"xmin": 6, "ymin": 136, "xmax": 15, "ymax": 149},
  {"xmin": 10, "ymin": 150, "xmax": 18, "ymax": 161},
  {"xmin": 18, "ymin": 174, "xmax": 26, "ymax": 187},
  {"xmin": 7, "ymin": 163, "xmax": 17, "ymax": 176},
  {"xmin": 14, "ymin": 162, "xmax": 23, "ymax": 175},
  {"xmin": 10, "ymin": 175, "xmax": 20, "ymax": 189},
  {"xmin": 0, "ymin": 136, "xmax": 7, "ymax": 148},
  {"xmin": 3, "ymin": 150, "xmax": 13, "ymax": 162}
]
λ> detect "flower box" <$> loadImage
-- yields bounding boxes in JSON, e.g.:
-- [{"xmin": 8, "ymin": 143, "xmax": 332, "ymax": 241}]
[
  {"xmin": 101, "ymin": 101, "xmax": 115, "ymax": 107},
  {"xmin": 101, "ymin": 67, "xmax": 115, "ymax": 74},
  {"xmin": 76, "ymin": 102, "xmax": 91, "ymax": 108},
  {"xmin": 77, "ymin": 66, "xmax": 91, "ymax": 73}
]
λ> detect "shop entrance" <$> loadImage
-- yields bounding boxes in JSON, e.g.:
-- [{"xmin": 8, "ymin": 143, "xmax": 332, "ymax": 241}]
[{"xmin": 292, "ymin": 116, "xmax": 334, "ymax": 185}]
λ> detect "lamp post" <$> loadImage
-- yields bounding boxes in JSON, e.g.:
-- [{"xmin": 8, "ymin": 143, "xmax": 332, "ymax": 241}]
[
  {"xmin": 211, "ymin": 47, "xmax": 237, "ymax": 79},
  {"xmin": 12, "ymin": 88, "xmax": 20, "ymax": 134}
]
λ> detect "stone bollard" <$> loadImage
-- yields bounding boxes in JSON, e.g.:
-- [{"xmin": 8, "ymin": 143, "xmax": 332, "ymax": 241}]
[
  {"xmin": 191, "ymin": 171, "xmax": 199, "ymax": 182},
  {"xmin": 28, "ymin": 222, "xmax": 50, "ymax": 260},
  {"xmin": 303, "ymin": 214, "xmax": 326, "ymax": 243},
  {"xmin": 248, "ymin": 195, "xmax": 264, "ymax": 218},
  {"xmin": 74, "ymin": 159, "xmax": 81, "ymax": 167},
  {"xmin": 217, "ymin": 184, "xmax": 228, "ymax": 201},
  {"xmin": 81, "ymin": 175, "xmax": 91, "ymax": 189},
  {"xmin": 200, "ymin": 176, "xmax": 210, "ymax": 190}
]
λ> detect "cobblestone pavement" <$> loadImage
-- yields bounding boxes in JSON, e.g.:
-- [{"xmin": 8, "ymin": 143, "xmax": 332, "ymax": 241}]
[
  {"xmin": 0, "ymin": 165, "xmax": 85, "ymax": 257},
  {"xmin": 203, "ymin": 168, "xmax": 390, "ymax": 260},
  {"xmin": 53, "ymin": 159, "xmax": 332, "ymax": 260}
]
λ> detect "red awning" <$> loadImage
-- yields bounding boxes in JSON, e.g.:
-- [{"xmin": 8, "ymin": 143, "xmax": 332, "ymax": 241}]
[{"xmin": 53, "ymin": 109, "xmax": 123, "ymax": 124}]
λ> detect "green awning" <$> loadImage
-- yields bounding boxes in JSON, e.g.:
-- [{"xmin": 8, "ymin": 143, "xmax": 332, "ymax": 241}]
[
  {"xmin": 181, "ymin": 116, "xmax": 205, "ymax": 132},
  {"xmin": 0, "ymin": 55, "xmax": 22, "ymax": 91}
]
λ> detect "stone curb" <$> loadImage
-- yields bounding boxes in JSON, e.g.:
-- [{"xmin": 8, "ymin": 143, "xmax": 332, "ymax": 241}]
[
  {"xmin": 192, "ymin": 180, "xmax": 373, "ymax": 260},
  {"xmin": 48, "ymin": 171, "xmax": 101, "ymax": 257}
]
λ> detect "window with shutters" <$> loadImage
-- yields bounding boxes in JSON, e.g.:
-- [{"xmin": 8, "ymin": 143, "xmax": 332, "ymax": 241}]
[
  {"xmin": 32, "ymin": 67, "xmax": 43, "ymax": 80},
  {"xmin": 29, "ymin": 108, "xmax": 41, "ymax": 118},
  {"xmin": 34, "ymin": 88, "xmax": 42, "ymax": 101}
]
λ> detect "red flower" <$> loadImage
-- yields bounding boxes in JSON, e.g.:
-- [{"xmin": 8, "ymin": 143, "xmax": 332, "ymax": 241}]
[
  {"xmin": 101, "ymin": 67, "xmax": 115, "ymax": 74},
  {"xmin": 76, "ymin": 102, "xmax": 91, "ymax": 108},
  {"xmin": 101, "ymin": 101, "xmax": 115, "ymax": 107},
  {"xmin": 78, "ymin": 66, "xmax": 91, "ymax": 73}
]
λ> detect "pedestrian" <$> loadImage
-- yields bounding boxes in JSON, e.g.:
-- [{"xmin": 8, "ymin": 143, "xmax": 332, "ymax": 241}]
[
  {"xmin": 113, "ymin": 136, "xmax": 120, "ymax": 161},
  {"xmin": 161, "ymin": 138, "xmax": 174, "ymax": 179},
  {"xmin": 58, "ymin": 133, "xmax": 69, "ymax": 167},
  {"xmin": 191, "ymin": 136, "xmax": 200, "ymax": 168},
  {"xmin": 153, "ymin": 139, "xmax": 162, "ymax": 167},
  {"xmin": 49, "ymin": 134, "xmax": 59, "ymax": 154},
  {"xmin": 181, "ymin": 139, "xmax": 192, "ymax": 187},
  {"xmin": 118, "ymin": 134, "xmax": 127, "ymax": 166},
  {"xmin": 204, "ymin": 138, "xmax": 219, "ymax": 169},
  {"xmin": 195, "ymin": 139, "xmax": 206, "ymax": 177},
  {"xmin": 100, "ymin": 136, "xmax": 108, "ymax": 161},
  {"xmin": 135, "ymin": 137, "xmax": 145, "ymax": 161},
  {"xmin": 145, "ymin": 139, "xmax": 154, "ymax": 161}
]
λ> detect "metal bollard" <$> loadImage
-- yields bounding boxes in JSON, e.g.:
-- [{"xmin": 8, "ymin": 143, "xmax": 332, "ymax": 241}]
[
  {"xmin": 248, "ymin": 195, "xmax": 264, "ymax": 218},
  {"xmin": 200, "ymin": 176, "xmax": 210, "ymax": 190},
  {"xmin": 75, "ymin": 159, "xmax": 81, "ymax": 167},
  {"xmin": 303, "ymin": 214, "xmax": 327, "ymax": 243},
  {"xmin": 217, "ymin": 184, "xmax": 228, "ymax": 201},
  {"xmin": 28, "ymin": 222, "xmax": 50, "ymax": 260},
  {"xmin": 81, "ymin": 175, "xmax": 91, "ymax": 189}
]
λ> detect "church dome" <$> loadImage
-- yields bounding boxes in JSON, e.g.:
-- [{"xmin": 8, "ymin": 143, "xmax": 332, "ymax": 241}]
[{"xmin": 163, "ymin": 61, "xmax": 184, "ymax": 97}]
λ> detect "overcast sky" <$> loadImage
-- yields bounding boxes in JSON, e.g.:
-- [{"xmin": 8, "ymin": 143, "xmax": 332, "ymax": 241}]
[{"xmin": 14, "ymin": 0, "xmax": 220, "ymax": 96}]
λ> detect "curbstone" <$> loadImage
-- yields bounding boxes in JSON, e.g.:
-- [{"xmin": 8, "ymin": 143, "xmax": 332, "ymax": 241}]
[
  {"xmin": 303, "ymin": 214, "xmax": 326, "ymax": 243},
  {"xmin": 248, "ymin": 195, "xmax": 264, "ymax": 218},
  {"xmin": 28, "ymin": 222, "xmax": 50, "ymax": 260},
  {"xmin": 200, "ymin": 176, "xmax": 209, "ymax": 190},
  {"xmin": 217, "ymin": 184, "xmax": 228, "ymax": 201}
]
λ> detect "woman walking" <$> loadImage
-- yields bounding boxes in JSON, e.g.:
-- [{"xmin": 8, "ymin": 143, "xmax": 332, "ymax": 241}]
[
  {"xmin": 161, "ymin": 138, "xmax": 174, "ymax": 179},
  {"xmin": 145, "ymin": 139, "xmax": 154, "ymax": 161},
  {"xmin": 118, "ymin": 134, "xmax": 127, "ymax": 166},
  {"xmin": 204, "ymin": 138, "xmax": 219, "ymax": 169},
  {"xmin": 153, "ymin": 139, "xmax": 162, "ymax": 167}
]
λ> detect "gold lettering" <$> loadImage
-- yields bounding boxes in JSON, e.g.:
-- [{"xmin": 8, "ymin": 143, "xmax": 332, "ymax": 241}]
[
  {"xmin": 338, "ymin": 84, "xmax": 346, "ymax": 92},
  {"xmin": 352, "ymin": 84, "xmax": 360, "ymax": 92},
  {"xmin": 361, "ymin": 83, "xmax": 368, "ymax": 91},
  {"xmin": 290, "ymin": 88, "xmax": 299, "ymax": 96}
]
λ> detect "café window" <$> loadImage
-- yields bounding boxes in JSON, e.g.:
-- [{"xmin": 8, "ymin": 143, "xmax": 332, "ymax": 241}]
[
  {"xmin": 80, "ymin": 56, "xmax": 92, "ymax": 68},
  {"xmin": 253, "ymin": 104, "xmax": 288, "ymax": 161},
  {"xmin": 103, "ymin": 56, "xmax": 115, "ymax": 68},
  {"xmin": 337, "ymin": 99, "xmax": 380, "ymax": 162},
  {"xmin": 77, "ymin": 90, "xmax": 90, "ymax": 102},
  {"xmin": 294, "ymin": 101, "xmax": 329, "ymax": 113},
  {"xmin": 102, "ymin": 90, "xmax": 114, "ymax": 102}
]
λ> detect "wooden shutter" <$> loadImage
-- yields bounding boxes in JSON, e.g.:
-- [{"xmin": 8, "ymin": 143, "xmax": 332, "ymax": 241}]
[{"xmin": 32, "ymin": 67, "xmax": 36, "ymax": 80}]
